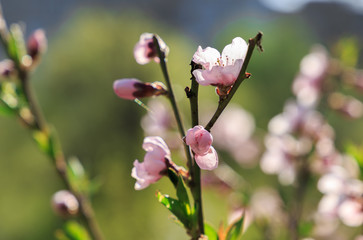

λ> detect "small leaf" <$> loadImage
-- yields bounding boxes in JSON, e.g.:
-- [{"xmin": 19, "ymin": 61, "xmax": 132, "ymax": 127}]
[
  {"xmin": 156, "ymin": 191, "xmax": 191, "ymax": 229},
  {"xmin": 225, "ymin": 212, "xmax": 245, "ymax": 240},
  {"xmin": 55, "ymin": 221, "xmax": 91, "ymax": 240},
  {"xmin": 204, "ymin": 223, "xmax": 219, "ymax": 240},
  {"xmin": 33, "ymin": 130, "xmax": 51, "ymax": 155},
  {"xmin": 176, "ymin": 175, "xmax": 190, "ymax": 211},
  {"xmin": 0, "ymin": 102, "xmax": 15, "ymax": 115},
  {"xmin": 66, "ymin": 156, "xmax": 90, "ymax": 194},
  {"xmin": 167, "ymin": 168, "xmax": 179, "ymax": 188},
  {"xmin": 8, "ymin": 24, "xmax": 27, "ymax": 66}
]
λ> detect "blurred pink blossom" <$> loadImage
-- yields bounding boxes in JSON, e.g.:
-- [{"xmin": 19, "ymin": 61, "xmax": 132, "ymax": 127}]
[
  {"xmin": 192, "ymin": 37, "xmax": 248, "ymax": 89},
  {"xmin": 211, "ymin": 105, "xmax": 259, "ymax": 167},
  {"xmin": 134, "ymin": 33, "xmax": 168, "ymax": 65},
  {"xmin": 131, "ymin": 136, "xmax": 170, "ymax": 190},
  {"xmin": 317, "ymin": 166, "xmax": 363, "ymax": 227},
  {"xmin": 185, "ymin": 125, "xmax": 218, "ymax": 170},
  {"xmin": 292, "ymin": 46, "xmax": 329, "ymax": 107}
]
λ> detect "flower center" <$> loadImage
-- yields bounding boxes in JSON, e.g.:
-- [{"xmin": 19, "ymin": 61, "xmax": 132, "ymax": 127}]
[{"xmin": 214, "ymin": 55, "xmax": 235, "ymax": 67}]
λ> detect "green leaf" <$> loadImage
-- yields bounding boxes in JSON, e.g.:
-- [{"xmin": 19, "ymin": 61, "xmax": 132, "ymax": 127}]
[
  {"xmin": 226, "ymin": 213, "xmax": 245, "ymax": 240},
  {"xmin": 156, "ymin": 191, "xmax": 191, "ymax": 229},
  {"xmin": 0, "ymin": 102, "xmax": 15, "ymax": 115},
  {"xmin": 167, "ymin": 167, "xmax": 179, "ymax": 188},
  {"xmin": 204, "ymin": 223, "xmax": 219, "ymax": 240},
  {"xmin": 55, "ymin": 221, "xmax": 91, "ymax": 240},
  {"xmin": 176, "ymin": 175, "xmax": 190, "ymax": 211},
  {"xmin": 345, "ymin": 143, "xmax": 363, "ymax": 179},
  {"xmin": 66, "ymin": 156, "xmax": 90, "ymax": 194},
  {"xmin": 298, "ymin": 221, "xmax": 314, "ymax": 237},
  {"xmin": 8, "ymin": 24, "xmax": 27, "ymax": 66},
  {"xmin": 33, "ymin": 130, "xmax": 51, "ymax": 155}
]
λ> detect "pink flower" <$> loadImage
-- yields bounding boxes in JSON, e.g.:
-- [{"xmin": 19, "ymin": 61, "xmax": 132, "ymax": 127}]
[
  {"xmin": 113, "ymin": 78, "xmax": 166, "ymax": 100},
  {"xmin": 134, "ymin": 33, "xmax": 168, "ymax": 65},
  {"xmin": 192, "ymin": 37, "xmax": 248, "ymax": 87},
  {"xmin": 185, "ymin": 125, "xmax": 218, "ymax": 170},
  {"xmin": 131, "ymin": 136, "xmax": 170, "ymax": 190}
]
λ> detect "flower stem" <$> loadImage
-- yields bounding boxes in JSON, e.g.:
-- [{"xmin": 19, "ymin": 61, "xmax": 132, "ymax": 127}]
[
  {"xmin": 186, "ymin": 61, "xmax": 204, "ymax": 237},
  {"xmin": 153, "ymin": 36, "xmax": 193, "ymax": 170},
  {"xmin": 205, "ymin": 32, "xmax": 263, "ymax": 132}
]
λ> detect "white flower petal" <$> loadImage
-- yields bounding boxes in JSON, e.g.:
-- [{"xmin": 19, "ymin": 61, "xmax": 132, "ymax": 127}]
[
  {"xmin": 193, "ymin": 46, "xmax": 221, "ymax": 70},
  {"xmin": 195, "ymin": 147, "xmax": 218, "ymax": 170},
  {"xmin": 221, "ymin": 37, "xmax": 248, "ymax": 65}
]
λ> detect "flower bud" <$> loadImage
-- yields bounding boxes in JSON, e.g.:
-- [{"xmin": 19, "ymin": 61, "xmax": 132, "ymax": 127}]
[
  {"xmin": 0, "ymin": 60, "xmax": 15, "ymax": 78},
  {"xmin": 185, "ymin": 125, "xmax": 218, "ymax": 170},
  {"xmin": 27, "ymin": 29, "xmax": 47, "ymax": 60},
  {"xmin": 113, "ymin": 78, "xmax": 167, "ymax": 100},
  {"xmin": 51, "ymin": 190, "xmax": 79, "ymax": 217},
  {"xmin": 134, "ymin": 33, "xmax": 168, "ymax": 65}
]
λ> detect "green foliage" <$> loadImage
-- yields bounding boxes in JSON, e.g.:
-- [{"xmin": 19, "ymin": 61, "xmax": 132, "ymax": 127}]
[
  {"xmin": 156, "ymin": 191, "xmax": 191, "ymax": 229},
  {"xmin": 7, "ymin": 24, "xmax": 27, "ymax": 66},
  {"xmin": 55, "ymin": 221, "xmax": 91, "ymax": 240},
  {"xmin": 66, "ymin": 156, "xmax": 91, "ymax": 195},
  {"xmin": 345, "ymin": 143, "xmax": 363, "ymax": 179},
  {"xmin": 225, "ymin": 213, "xmax": 244, "ymax": 240},
  {"xmin": 204, "ymin": 223, "xmax": 219, "ymax": 240}
]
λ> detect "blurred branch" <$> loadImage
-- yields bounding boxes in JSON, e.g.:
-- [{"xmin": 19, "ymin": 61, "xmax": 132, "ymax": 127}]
[{"xmin": 0, "ymin": 7, "xmax": 104, "ymax": 240}]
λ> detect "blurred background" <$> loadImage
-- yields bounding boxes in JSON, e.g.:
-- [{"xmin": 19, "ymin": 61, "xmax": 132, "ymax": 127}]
[{"xmin": 0, "ymin": 0, "xmax": 362, "ymax": 239}]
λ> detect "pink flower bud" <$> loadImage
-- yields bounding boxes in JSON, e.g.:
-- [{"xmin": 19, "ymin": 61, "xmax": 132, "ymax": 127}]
[
  {"xmin": 131, "ymin": 136, "xmax": 170, "ymax": 190},
  {"xmin": 0, "ymin": 60, "xmax": 15, "ymax": 78},
  {"xmin": 113, "ymin": 78, "xmax": 166, "ymax": 100},
  {"xmin": 195, "ymin": 146, "xmax": 219, "ymax": 170},
  {"xmin": 27, "ymin": 29, "xmax": 47, "ymax": 60},
  {"xmin": 185, "ymin": 125, "xmax": 213, "ymax": 155},
  {"xmin": 134, "ymin": 33, "xmax": 168, "ymax": 65},
  {"xmin": 185, "ymin": 125, "xmax": 218, "ymax": 170},
  {"xmin": 51, "ymin": 190, "xmax": 79, "ymax": 218}
]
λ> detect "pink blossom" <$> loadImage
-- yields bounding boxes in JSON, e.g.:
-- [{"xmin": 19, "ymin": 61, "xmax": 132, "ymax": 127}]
[
  {"xmin": 134, "ymin": 33, "xmax": 168, "ymax": 65},
  {"xmin": 192, "ymin": 37, "xmax": 248, "ymax": 87},
  {"xmin": 131, "ymin": 136, "xmax": 170, "ymax": 190},
  {"xmin": 185, "ymin": 125, "xmax": 218, "ymax": 170}
]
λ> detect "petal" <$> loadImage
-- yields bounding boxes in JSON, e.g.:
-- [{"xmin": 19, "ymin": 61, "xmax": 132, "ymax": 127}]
[
  {"xmin": 131, "ymin": 160, "xmax": 161, "ymax": 190},
  {"xmin": 221, "ymin": 37, "xmax": 248, "ymax": 65},
  {"xmin": 195, "ymin": 147, "xmax": 219, "ymax": 170},
  {"xmin": 113, "ymin": 78, "xmax": 141, "ymax": 100},
  {"xmin": 143, "ymin": 136, "xmax": 171, "ymax": 157},
  {"xmin": 193, "ymin": 46, "xmax": 220, "ymax": 70}
]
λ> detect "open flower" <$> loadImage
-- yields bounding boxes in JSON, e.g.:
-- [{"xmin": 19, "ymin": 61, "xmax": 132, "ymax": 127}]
[
  {"xmin": 131, "ymin": 136, "xmax": 170, "ymax": 190},
  {"xmin": 113, "ymin": 78, "xmax": 166, "ymax": 100},
  {"xmin": 134, "ymin": 33, "xmax": 168, "ymax": 65},
  {"xmin": 185, "ymin": 125, "xmax": 218, "ymax": 170},
  {"xmin": 192, "ymin": 37, "xmax": 248, "ymax": 89}
]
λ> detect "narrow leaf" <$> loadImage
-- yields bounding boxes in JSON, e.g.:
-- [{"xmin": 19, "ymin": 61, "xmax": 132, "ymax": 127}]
[
  {"xmin": 55, "ymin": 221, "xmax": 91, "ymax": 240},
  {"xmin": 204, "ymin": 223, "xmax": 219, "ymax": 240},
  {"xmin": 156, "ymin": 191, "xmax": 191, "ymax": 228},
  {"xmin": 226, "ymin": 212, "xmax": 245, "ymax": 240}
]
